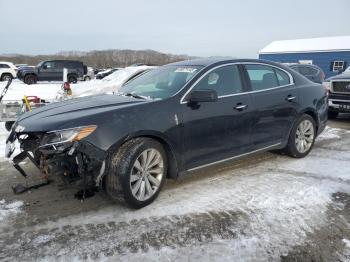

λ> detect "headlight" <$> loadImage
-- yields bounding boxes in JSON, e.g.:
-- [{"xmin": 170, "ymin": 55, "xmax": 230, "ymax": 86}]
[{"xmin": 40, "ymin": 125, "xmax": 97, "ymax": 147}]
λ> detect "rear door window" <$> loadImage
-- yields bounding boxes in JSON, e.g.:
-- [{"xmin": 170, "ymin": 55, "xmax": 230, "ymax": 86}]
[
  {"xmin": 245, "ymin": 64, "xmax": 291, "ymax": 91},
  {"xmin": 245, "ymin": 64, "xmax": 278, "ymax": 91},
  {"xmin": 193, "ymin": 65, "xmax": 243, "ymax": 96}
]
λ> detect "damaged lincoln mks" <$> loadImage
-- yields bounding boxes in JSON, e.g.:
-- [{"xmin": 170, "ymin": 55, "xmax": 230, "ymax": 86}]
[{"xmin": 5, "ymin": 58, "xmax": 328, "ymax": 208}]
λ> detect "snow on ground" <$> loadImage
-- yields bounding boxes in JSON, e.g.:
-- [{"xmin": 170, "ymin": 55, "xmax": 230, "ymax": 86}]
[
  {"xmin": 2, "ymin": 126, "xmax": 344, "ymax": 261},
  {"xmin": 0, "ymin": 199, "xmax": 23, "ymax": 225},
  {"xmin": 0, "ymin": 121, "xmax": 349, "ymax": 260}
]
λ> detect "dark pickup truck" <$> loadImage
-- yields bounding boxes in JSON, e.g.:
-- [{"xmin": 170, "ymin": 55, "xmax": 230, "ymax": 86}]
[
  {"xmin": 17, "ymin": 60, "xmax": 87, "ymax": 84},
  {"xmin": 325, "ymin": 68, "xmax": 350, "ymax": 118}
]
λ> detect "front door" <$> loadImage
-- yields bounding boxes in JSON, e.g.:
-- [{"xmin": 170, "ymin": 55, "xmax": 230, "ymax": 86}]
[
  {"xmin": 181, "ymin": 64, "xmax": 253, "ymax": 170},
  {"xmin": 39, "ymin": 61, "xmax": 56, "ymax": 81}
]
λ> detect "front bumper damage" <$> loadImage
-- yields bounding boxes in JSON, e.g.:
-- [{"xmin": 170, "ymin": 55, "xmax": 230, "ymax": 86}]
[{"xmin": 6, "ymin": 130, "xmax": 107, "ymax": 198}]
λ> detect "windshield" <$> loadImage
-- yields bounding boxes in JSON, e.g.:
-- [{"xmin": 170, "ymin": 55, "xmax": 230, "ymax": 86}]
[
  {"xmin": 36, "ymin": 61, "xmax": 44, "ymax": 67},
  {"xmin": 118, "ymin": 66, "xmax": 203, "ymax": 99}
]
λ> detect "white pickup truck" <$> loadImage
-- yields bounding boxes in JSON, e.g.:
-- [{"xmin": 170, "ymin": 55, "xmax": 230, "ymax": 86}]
[{"xmin": 325, "ymin": 67, "xmax": 350, "ymax": 118}]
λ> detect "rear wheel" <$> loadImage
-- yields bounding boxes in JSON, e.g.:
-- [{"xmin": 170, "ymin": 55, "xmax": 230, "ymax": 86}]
[
  {"xmin": 68, "ymin": 75, "xmax": 77, "ymax": 83},
  {"xmin": 24, "ymin": 75, "xmax": 37, "ymax": 85},
  {"xmin": 328, "ymin": 110, "xmax": 339, "ymax": 119},
  {"xmin": 105, "ymin": 138, "xmax": 167, "ymax": 208},
  {"xmin": 1, "ymin": 74, "xmax": 13, "ymax": 82},
  {"xmin": 283, "ymin": 114, "xmax": 316, "ymax": 158}
]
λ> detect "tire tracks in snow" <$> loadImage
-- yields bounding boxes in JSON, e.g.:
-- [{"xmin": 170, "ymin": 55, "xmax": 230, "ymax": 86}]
[{"xmin": 0, "ymin": 210, "xmax": 247, "ymax": 261}]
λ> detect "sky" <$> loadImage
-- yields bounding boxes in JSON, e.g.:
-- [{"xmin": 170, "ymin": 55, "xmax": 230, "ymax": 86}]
[{"xmin": 0, "ymin": 0, "xmax": 349, "ymax": 58}]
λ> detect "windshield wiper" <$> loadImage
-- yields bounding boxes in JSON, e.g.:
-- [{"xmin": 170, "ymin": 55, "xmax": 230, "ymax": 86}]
[
  {"xmin": 116, "ymin": 92, "xmax": 152, "ymax": 100},
  {"xmin": 124, "ymin": 93, "xmax": 146, "ymax": 99}
]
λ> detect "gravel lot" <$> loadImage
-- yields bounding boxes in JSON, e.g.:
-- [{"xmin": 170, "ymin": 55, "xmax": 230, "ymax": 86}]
[{"xmin": 0, "ymin": 115, "xmax": 349, "ymax": 261}]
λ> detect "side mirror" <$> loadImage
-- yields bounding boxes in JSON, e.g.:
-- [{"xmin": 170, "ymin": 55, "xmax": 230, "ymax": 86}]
[
  {"xmin": 42, "ymin": 65, "xmax": 47, "ymax": 70},
  {"xmin": 188, "ymin": 89, "xmax": 218, "ymax": 103}
]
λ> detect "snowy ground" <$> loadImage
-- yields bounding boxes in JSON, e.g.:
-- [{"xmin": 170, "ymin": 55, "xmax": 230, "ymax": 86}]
[{"xmin": 0, "ymin": 119, "xmax": 350, "ymax": 261}]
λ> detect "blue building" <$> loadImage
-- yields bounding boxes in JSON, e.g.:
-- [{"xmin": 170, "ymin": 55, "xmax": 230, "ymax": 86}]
[{"xmin": 259, "ymin": 36, "xmax": 350, "ymax": 79}]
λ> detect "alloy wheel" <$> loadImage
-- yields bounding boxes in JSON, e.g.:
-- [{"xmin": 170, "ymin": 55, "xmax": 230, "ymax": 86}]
[
  {"xmin": 295, "ymin": 119, "xmax": 314, "ymax": 153},
  {"xmin": 130, "ymin": 148, "xmax": 164, "ymax": 201}
]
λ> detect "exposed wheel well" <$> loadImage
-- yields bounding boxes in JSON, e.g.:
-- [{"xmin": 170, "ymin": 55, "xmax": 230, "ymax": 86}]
[
  {"xmin": 24, "ymin": 73, "xmax": 37, "ymax": 79},
  {"xmin": 1, "ymin": 73, "xmax": 13, "ymax": 80}
]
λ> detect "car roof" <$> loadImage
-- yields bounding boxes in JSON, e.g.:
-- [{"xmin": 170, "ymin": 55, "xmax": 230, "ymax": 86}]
[{"xmin": 167, "ymin": 58, "xmax": 285, "ymax": 68}]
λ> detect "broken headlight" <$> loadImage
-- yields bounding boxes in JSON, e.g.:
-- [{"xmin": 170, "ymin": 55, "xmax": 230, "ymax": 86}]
[{"xmin": 40, "ymin": 125, "xmax": 97, "ymax": 148}]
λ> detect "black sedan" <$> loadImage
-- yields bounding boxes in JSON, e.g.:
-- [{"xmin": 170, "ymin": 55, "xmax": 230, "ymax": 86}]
[{"xmin": 6, "ymin": 58, "xmax": 328, "ymax": 208}]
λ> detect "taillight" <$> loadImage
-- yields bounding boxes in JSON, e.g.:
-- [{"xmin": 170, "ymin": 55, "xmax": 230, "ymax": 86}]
[
  {"xmin": 320, "ymin": 71, "xmax": 325, "ymax": 82},
  {"xmin": 322, "ymin": 81, "xmax": 330, "ymax": 97}
]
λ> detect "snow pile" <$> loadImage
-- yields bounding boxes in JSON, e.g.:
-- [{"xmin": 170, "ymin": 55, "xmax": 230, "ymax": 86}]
[
  {"xmin": 0, "ymin": 199, "xmax": 23, "ymax": 222},
  {"xmin": 317, "ymin": 126, "xmax": 350, "ymax": 141},
  {"xmin": 0, "ymin": 80, "xmax": 61, "ymax": 102},
  {"xmin": 56, "ymin": 66, "xmax": 155, "ymax": 100}
]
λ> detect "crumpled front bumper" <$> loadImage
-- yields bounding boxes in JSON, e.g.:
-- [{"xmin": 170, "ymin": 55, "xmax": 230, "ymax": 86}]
[{"xmin": 5, "ymin": 129, "xmax": 106, "ymax": 183}]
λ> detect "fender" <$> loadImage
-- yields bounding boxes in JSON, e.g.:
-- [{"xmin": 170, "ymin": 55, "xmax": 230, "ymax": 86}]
[{"xmin": 107, "ymin": 130, "xmax": 181, "ymax": 178}]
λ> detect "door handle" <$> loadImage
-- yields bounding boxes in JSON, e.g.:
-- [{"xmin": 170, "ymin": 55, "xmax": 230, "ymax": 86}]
[
  {"xmin": 286, "ymin": 95, "xmax": 296, "ymax": 102},
  {"xmin": 234, "ymin": 103, "xmax": 248, "ymax": 111}
]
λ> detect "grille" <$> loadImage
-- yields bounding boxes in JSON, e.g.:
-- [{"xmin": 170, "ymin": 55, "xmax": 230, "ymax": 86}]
[{"xmin": 332, "ymin": 81, "xmax": 350, "ymax": 93}]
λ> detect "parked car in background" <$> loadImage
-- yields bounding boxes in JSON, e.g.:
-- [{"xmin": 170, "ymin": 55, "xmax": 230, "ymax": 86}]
[
  {"xmin": 96, "ymin": 68, "xmax": 121, "ymax": 79},
  {"xmin": 287, "ymin": 63, "xmax": 325, "ymax": 84},
  {"xmin": 6, "ymin": 58, "xmax": 328, "ymax": 208},
  {"xmin": 0, "ymin": 62, "xmax": 17, "ymax": 81},
  {"xmin": 17, "ymin": 60, "xmax": 87, "ymax": 84},
  {"xmin": 324, "ymin": 69, "xmax": 350, "ymax": 118},
  {"xmin": 56, "ymin": 66, "xmax": 155, "ymax": 100}
]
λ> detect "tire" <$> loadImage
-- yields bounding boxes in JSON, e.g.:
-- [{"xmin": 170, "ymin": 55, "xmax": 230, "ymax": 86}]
[
  {"xmin": 68, "ymin": 75, "xmax": 78, "ymax": 83},
  {"xmin": 5, "ymin": 121, "xmax": 15, "ymax": 131},
  {"xmin": 1, "ymin": 74, "xmax": 13, "ymax": 82},
  {"xmin": 105, "ymin": 138, "xmax": 167, "ymax": 208},
  {"xmin": 84, "ymin": 76, "xmax": 91, "ymax": 81},
  {"xmin": 283, "ymin": 114, "xmax": 316, "ymax": 158},
  {"xmin": 328, "ymin": 110, "xmax": 339, "ymax": 119},
  {"xmin": 24, "ymin": 75, "xmax": 37, "ymax": 85}
]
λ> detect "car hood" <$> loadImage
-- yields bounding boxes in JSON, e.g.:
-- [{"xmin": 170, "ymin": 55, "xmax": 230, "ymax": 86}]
[
  {"xmin": 15, "ymin": 94, "xmax": 148, "ymax": 132},
  {"xmin": 327, "ymin": 72, "xmax": 350, "ymax": 81}
]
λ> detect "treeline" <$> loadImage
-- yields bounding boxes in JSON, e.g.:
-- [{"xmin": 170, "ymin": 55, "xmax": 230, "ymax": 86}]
[{"xmin": 0, "ymin": 49, "xmax": 193, "ymax": 68}]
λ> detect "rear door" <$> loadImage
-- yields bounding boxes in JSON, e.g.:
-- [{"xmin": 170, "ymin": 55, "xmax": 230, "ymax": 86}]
[
  {"xmin": 182, "ymin": 64, "xmax": 254, "ymax": 170},
  {"xmin": 243, "ymin": 63, "xmax": 299, "ymax": 149},
  {"xmin": 53, "ymin": 61, "xmax": 64, "ymax": 81}
]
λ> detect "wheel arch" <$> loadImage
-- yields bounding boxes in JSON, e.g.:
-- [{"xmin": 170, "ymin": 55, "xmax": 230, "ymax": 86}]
[
  {"xmin": 106, "ymin": 130, "xmax": 180, "ymax": 179},
  {"xmin": 300, "ymin": 108, "xmax": 319, "ymax": 132}
]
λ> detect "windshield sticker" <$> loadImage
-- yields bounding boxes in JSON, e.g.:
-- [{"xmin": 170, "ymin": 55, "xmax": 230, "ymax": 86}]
[{"xmin": 175, "ymin": 68, "xmax": 198, "ymax": 73}]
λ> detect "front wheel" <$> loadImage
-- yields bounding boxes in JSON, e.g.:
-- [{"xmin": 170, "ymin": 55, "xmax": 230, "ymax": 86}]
[
  {"xmin": 105, "ymin": 138, "xmax": 167, "ymax": 208},
  {"xmin": 283, "ymin": 114, "xmax": 316, "ymax": 158},
  {"xmin": 1, "ymin": 74, "xmax": 13, "ymax": 82},
  {"xmin": 24, "ymin": 75, "xmax": 37, "ymax": 85}
]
